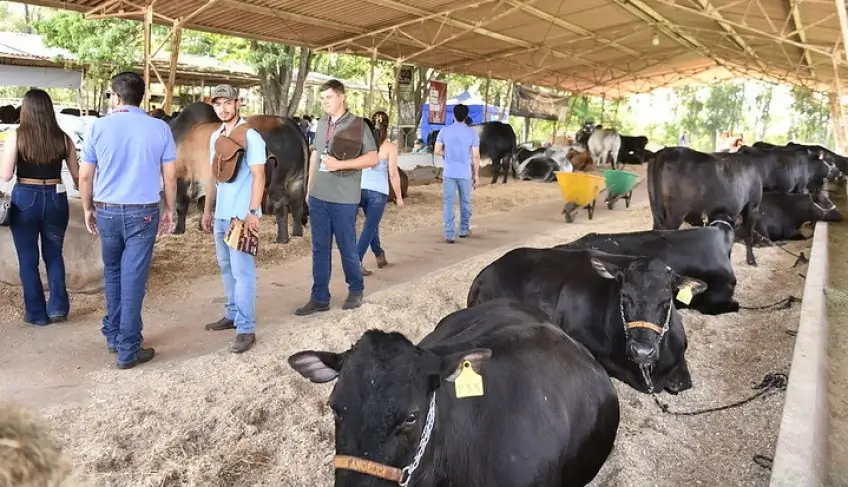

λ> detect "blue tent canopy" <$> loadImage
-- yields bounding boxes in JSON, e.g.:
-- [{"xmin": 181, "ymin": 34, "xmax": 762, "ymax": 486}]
[{"xmin": 419, "ymin": 90, "xmax": 509, "ymax": 142}]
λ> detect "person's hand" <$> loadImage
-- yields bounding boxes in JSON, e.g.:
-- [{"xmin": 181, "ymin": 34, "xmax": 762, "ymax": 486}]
[
  {"xmin": 84, "ymin": 208, "xmax": 97, "ymax": 236},
  {"xmin": 202, "ymin": 211, "xmax": 213, "ymax": 233},
  {"xmin": 396, "ymin": 198, "xmax": 405, "ymax": 208},
  {"xmin": 245, "ymin": 214, "xmax": 260, "ymax": 235},
  {"xmin": 158, "ymin": 207, "xmax": 174, "ymax": 236},
  {"xmin": 473, "ymin": 173, "xmax": 479, "ymax": 189},
  {"xmin": 324, "ymin": 156, "xmax": 344, "ymax": 172}
]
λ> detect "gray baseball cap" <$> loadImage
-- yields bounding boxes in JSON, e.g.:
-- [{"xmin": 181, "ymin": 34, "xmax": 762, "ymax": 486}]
[{"xmin": 211, "ymin": 84, "xmax": 239, "ymax": 102}]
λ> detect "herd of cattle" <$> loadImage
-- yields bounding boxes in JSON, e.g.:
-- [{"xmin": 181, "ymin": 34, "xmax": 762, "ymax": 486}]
[{"xmin": 283, "ymin": 138, "xmax": 846, "ymax": 485}]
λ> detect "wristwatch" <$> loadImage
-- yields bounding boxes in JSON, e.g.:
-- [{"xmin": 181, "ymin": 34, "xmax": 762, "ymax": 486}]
[{"xmin": 248, "ymin": 208, "xmax": 259, "ymax": 216}]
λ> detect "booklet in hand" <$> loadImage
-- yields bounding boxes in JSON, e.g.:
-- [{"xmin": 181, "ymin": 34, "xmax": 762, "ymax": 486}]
[{"xmin": 224, "ymin": 217, "xmax": 259, "ymax": 256}]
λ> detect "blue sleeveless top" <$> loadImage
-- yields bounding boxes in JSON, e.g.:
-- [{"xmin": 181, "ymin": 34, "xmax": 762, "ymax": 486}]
[{"xmin": 361, "ymin": 157, "xmax": 390, "ymax": 195}]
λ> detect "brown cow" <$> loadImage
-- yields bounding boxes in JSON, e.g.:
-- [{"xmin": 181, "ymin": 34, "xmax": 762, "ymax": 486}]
[
  {"xmin": 388, "ymin": 167, "xmax": 409, "ymax": 204},
  {"xmin": 568, "ymin": 148, "xmax": 598, "ymax": 172}
]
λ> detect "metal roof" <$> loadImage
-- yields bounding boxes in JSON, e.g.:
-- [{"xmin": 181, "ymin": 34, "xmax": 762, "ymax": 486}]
[{"xmin": 19, "ymin": 0, "xmax": 848, "ymax": 96}]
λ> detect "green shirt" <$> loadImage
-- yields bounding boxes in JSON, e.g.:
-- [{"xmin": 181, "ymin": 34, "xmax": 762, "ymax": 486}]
[{"xmin": 311, "ymin": 110, "xmax": 378, "ymax": 204}]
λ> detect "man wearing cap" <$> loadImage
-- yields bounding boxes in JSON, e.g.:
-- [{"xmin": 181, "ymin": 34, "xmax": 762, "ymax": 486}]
[{"xmin": 201, "ymin": 84, "xmax": 267, "ymax": 354}]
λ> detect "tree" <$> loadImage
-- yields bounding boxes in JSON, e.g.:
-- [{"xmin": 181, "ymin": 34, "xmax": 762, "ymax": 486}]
[
  {"xmin": 702, "ymin": 81, "xmax": 746, "ymax": 148},
  {"xmin": 245, "ymin": 41, "xmax": 312, "ymax": 116}
]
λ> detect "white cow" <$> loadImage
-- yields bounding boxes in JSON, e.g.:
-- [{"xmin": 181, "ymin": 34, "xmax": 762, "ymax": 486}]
[{"xmin": 588, "ymin": 129, "xmax": 622, "ymax": 169}]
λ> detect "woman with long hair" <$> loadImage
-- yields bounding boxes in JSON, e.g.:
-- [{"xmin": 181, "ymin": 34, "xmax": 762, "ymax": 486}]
[
  {"xmin": 358, "ymin": 111, "xmax": 404, "ymax": 276},
  {"xmin": 0, "ymin": 89, "xmax": 80, "ymax": 326}
]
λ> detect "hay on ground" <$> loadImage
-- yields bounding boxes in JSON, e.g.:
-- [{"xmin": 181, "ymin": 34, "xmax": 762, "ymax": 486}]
[{"xmin": 39, "ymin": 204, "xmax": 803, "ymax": 487}]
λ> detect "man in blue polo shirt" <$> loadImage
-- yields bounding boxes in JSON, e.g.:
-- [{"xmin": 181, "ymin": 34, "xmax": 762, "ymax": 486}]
[
  {"xmin": 201, "ymin": 84, "xmax": 267, "ymax": 354},
  {"xmin": 79, "ymin": 71, "xmax": 177, "ymax": 370},
  {"xmin": 434, "ymin": 104, "xmax": 480, "ymax": 243}
]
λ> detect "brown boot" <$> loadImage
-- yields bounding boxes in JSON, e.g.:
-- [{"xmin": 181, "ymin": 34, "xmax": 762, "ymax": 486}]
[
  {"xmin": 204, "ymin": 317, "xmax": 235, "ymax": 331},
  {"xmin": 376, "ymin": 252, "xmax": 389, "ymax": 269},
  {"xmin": 361, "ymin": 264, "xmax": 373, "ymax": 276},
  {"xmin": 229, "ymin": 333, "xmax": 255, "ymax": 354}
]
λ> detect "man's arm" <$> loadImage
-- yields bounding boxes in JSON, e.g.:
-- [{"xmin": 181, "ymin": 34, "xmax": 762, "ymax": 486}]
[
  {"xmin": 161, "ymin": 128, "xmax": 178, "ymax": 215},
  {"xmin": 306, "ymin": 149, "xmax": 318, "ymax": 198},
  {"xmin": 79, "ymin": 125, "xmax": 98, "ymax": 211},
  {"xmin": 245, "ymin": 130, "xmax": 267, "ymax": 212},
  {"xmin": 471, "ymin": 131, "xmax": 481, "ymax": 180}
]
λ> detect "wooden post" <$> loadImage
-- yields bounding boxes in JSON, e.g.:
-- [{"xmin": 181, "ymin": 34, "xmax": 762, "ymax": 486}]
[
  {"xmin": 142, "ymin": 4, "xmax": 153, "ymax": 110},
  {"xmin": 599, "ymin": 93, "xmax": 607, "ymax": 124},
  {"xmin": 563, "ymin": 93, "xmax": 578, "ymax": 133},
  {"xmin": 836, "ymin": 0, "xmax": 848, "ymax": 63},
  {"xmin": 483, "ymin": 71, "xmax": 491, "ymax": 122},
  {"xmin": 832, "ymin": 56, "xmax": 848, "ymax": 152},
  {"xmin": 163, "ymin": 22, "xmax": 182, "ymax": 114},
  {"xmin": 366, "ymin": 50, "xmax": 377, "ymax": 116}
]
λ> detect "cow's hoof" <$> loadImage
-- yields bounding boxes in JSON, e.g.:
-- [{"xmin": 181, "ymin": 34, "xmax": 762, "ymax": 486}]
[
  {"xmin": 276, "ymin": 238, "xmax": 290, "ymax": 244},
  {"xmin": 173, "ymin": 227, "xmax": 186, "ymax": 235},
  {"xmin": 293, "ymin": 231, "xmax": 304, "ymax": 238}
]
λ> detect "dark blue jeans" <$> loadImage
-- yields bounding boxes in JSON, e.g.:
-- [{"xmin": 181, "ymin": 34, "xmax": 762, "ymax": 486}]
[
  {"xmin": 9, "ymin": 184, "xmax": 70, "ymax": 325},
  {"xmin": 357, "ymin": 189, "xmax": 387, "ymax": 262},
  {"xmin": 308, "ymin": 195, "xmax": 363, "ymax": 304},
  {"xmin": 95, "ymin": 203, "xmax": 159, "ymax": 365}
]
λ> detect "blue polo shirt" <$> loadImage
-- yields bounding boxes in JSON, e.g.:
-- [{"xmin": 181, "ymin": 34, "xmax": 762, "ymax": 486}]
[
  {"xmin": 209, "ymin": 118, "xmax": 267, "ymax": 220},
  {"xmin": 436, "ymin": 120, "xmax": 479, "ymax": 179},
  {"xmin": 81, "ymin": 105, "xmax": 176, "ymax": 204}
]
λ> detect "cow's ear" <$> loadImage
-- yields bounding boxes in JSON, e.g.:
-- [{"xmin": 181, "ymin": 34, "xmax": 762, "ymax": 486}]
[
  {"xmin": 675, "ymin": 276, "xmax": 708, "ymax": 296},
  {"xmin": 441, "ymin": 348, "xmax": 492, "ymax": 383},
  {"xmin": 288, "ymin": 350, "xmax": 345, "ymax": 383},
  {"xmin": 590, "ymin": 257, "xmax": 618, "ymax": 280}
]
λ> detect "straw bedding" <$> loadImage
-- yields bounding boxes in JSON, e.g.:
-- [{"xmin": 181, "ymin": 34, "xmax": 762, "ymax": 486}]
[
  {"xmin": 0, "ymin": 179, "xmax": 562, "ymax": 326},
  {"xmin": 34, "ymin": 204, "xmax": 803, "ymax": 487}
]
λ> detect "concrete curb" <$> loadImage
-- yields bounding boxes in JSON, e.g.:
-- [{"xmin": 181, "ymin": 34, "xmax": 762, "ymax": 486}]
[{"xmin": 769, "ymin": 220, "xmax": 830, "ymax": 487}]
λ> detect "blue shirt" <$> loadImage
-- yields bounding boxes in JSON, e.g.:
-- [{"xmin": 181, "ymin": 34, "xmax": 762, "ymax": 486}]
[
  {"xmin": 361, "ymin": 158, "xmax": 389, "ymax": 195},
  {"xmin": 81, "ymin": 105, "xmax": 176, "ymax": 204},
  {"xmin": 436, "ymin": 120, "xmax": 479, "ymax": 179},
  {"xmin": 209, "ymin": 118, "xmax": 267, "ymax": 220}
]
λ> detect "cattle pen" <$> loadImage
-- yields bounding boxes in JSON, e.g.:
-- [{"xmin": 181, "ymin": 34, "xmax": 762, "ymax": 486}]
[{"xmin": 0, "ymin": 166, "xmax": 816, "ymax": 487}]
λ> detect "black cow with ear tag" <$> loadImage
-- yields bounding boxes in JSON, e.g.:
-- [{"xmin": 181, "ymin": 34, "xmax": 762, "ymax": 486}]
[{"xmin": 288, "ymin": 298, "xmax": 620, "ymax": 487}]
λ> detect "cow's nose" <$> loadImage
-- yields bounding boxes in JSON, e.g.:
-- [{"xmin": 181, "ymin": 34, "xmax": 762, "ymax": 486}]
[{"xmin": 628, "ymin": 342, "xmax": 658, "ymax": 364}]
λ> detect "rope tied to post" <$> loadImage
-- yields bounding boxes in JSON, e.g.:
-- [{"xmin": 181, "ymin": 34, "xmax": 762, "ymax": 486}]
[{"xmin": 652, "ymin": 372, "xmax": 788, "ymax": 417}]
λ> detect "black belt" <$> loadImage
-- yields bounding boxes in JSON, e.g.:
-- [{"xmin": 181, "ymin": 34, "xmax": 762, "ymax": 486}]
[{"xmin": 94, "ymin": 202, "xmax": 159, "ymax": 208}]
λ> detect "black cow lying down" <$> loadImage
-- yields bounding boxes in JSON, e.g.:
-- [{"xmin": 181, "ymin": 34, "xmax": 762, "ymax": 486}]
[
  {"xmin": 467, "ymin": 248, "xmax": 706, "ymax": 395},
  {"xmin": 289, "ymin": 299, "xmax": 620, "ymax": 487},
  {"xmin": 555, "ymin": 218, "xmax": 738, "ymax": 315},
  {"xmin": 739, "ymin": 191, "xmax": 843, "ymax": 245}
]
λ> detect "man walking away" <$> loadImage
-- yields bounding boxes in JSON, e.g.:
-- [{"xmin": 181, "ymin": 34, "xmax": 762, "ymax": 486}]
[
  {"xmin": 434, "ymin": 104, "xmax": 480, "ymax": 243},
  {"xmin": 201, "ymin": 85, "xmax": 266, "ymax": 354},
  {"xmin": 295, "ymin": 79, "xmax": 379, "ymax": 316},
  {"xmin": 79, "ymin": 72, "xmax": 177, "ymax": 369}
]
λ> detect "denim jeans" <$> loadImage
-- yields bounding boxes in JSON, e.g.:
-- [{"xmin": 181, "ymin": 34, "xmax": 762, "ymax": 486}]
[
  {"xmin": 95, "ymin": 203, "xmax": 158, "ymax": 365},
  {"xmin": 357, "ymin": 189, "xmax": 387, "ymax": 262},
  {"xmin": 9, "ymin": 184, "xmax": 70, "ymax": 325},
  {"xmin": 213, "ymin": 218, "xmax": 257, "ymax": 334},
  {"xmin": 308, "ymin": 195, "xmax": 363, "ymax": 303},
  {"xmin": 443, "ymin": 177, "xmax": 473, "ymax": 239}
]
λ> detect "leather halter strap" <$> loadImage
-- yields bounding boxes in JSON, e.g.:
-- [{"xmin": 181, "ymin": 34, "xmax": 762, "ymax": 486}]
[
  {"xmin": 334, "ymin": 455, "xmax": 404, "ymax": 483},
  {"xmin": 625, "ymin": 321, "xmax": 665, "ymax": 334}
]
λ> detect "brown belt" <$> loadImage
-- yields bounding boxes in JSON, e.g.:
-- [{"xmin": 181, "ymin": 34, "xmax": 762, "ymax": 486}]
[
  {"xmin": 94, "ymin": 202, "xmax": 159, "ymax": 208},
  {"xmin": 17, "ymin": 178, "xmax": 62, "ymax": 185}
]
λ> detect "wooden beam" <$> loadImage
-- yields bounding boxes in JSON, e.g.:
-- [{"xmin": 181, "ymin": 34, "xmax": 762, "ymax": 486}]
[
  {"xmin": 786, "ymin": 0, "xmax": 815, "ymax": 76},
  {"xmin": 836, "ymin": 0, "xmax": 848, "ymax": 62},
  {"xmin": 691, "ymin": 0, "xmax": 768, "ymax": 71},
  {"xmin": 143, "ymin": 4, "xmax": 152, "ymax": 110},
  {"xmin": 163, "ymin": 23, "xmax": 182, "ymax": 113}
]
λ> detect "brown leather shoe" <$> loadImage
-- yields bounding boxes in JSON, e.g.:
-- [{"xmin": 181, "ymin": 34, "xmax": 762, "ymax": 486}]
[
  {"xmin": 229, "ymin": 333, "xmax": 255, "ymax": 354},
  {"xmin": 117, "ymin": 348, "xmax": 155, "ymax": 369},
  {"xmin": 376, "ymin": 252, "xmax": 389, "ymax": 269},
  {"xmin": 205, "ymin": 317, "xmax": 235, "ymax": 331},
  {"xmin": 361, "ymin": 265, "xmax": 373, "ymax": 276}
]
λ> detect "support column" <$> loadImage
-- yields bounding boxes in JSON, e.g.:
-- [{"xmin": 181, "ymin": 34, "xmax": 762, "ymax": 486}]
[
  {"xmin": 483, "ymin": 71, "xmax": 491, "ymax": 122},
  {"xmin": 837, "ymin": 0, "xmax": 848, "ymax": 62},
  {"xmin": 366, "ymin": 50, "xmax": 377, "ymax": 116},
  {"xmin": 142, "ymin": 5, "xmax": 153, "ymax": 110},
  {"xmin": 163, "ymin": 22, "xmax": 182, "ymax": 114},
  {"xmin": 832, "ymin": 56, "xmax": 848, "ymax": 153}
]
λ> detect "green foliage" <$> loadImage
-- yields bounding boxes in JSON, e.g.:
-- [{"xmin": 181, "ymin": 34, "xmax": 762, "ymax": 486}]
[
  {"xmin": 788, "ymin": 86, "xmax": 832, "ymax": 145},
  {"xmin": 33, "ymin": 12, "xmax": 140, "ymax": 81}
]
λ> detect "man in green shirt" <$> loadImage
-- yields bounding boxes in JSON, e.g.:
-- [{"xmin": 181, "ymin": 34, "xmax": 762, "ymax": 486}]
[{"xmin": 295, "ymin": 79, "xmax": 379, "ymax": 315}]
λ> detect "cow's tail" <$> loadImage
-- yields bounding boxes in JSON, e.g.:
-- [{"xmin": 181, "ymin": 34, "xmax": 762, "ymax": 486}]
[{"xmin": 646, "ymin": 151, "xmax": 665, "ymax": 227}]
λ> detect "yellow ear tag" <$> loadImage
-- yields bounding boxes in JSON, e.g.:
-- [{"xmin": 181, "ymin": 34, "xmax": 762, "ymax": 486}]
[
  {"xmin": 454, "ymin": 360, "xmax": 484, "ymax": 399},
  {"xmin": 676, "ymin": 285, "xmax": 693, "ymax": 305}
]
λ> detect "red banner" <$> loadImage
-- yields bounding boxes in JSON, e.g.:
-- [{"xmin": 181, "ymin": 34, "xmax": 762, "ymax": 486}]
[{"xmin": 428, "ymin": 81, "xmax": 448, "ymax": 125}]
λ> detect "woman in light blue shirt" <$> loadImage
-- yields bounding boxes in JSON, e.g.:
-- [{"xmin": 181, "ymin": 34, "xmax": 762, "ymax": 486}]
[{"xmin": 358, "ymin": 111, "xmax": 404, "ymax": 276}]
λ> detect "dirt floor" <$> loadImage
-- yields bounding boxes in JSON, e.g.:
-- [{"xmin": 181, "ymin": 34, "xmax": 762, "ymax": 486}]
[
  {"xmin": 10, "ymin": 172, "xmax": 805, "ymax": 487},
  {"xmin": 828, "ymin": 190, "xmax": 848, "ymax": 487},
  {"xmin": 0, "ymin": 176, "xmax": 561, "ymax": 325}
]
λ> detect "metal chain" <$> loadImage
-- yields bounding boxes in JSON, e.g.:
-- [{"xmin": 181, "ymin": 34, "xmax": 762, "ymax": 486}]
[{"xmin": 399, "ymin": 392, "xmax": 437, "ymax": 487}]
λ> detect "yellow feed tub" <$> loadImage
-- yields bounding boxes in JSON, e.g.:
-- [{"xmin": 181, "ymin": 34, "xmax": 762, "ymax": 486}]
[{"xmin": 555, "ymin": 171, "xmax": 607, "ymax": 223}]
